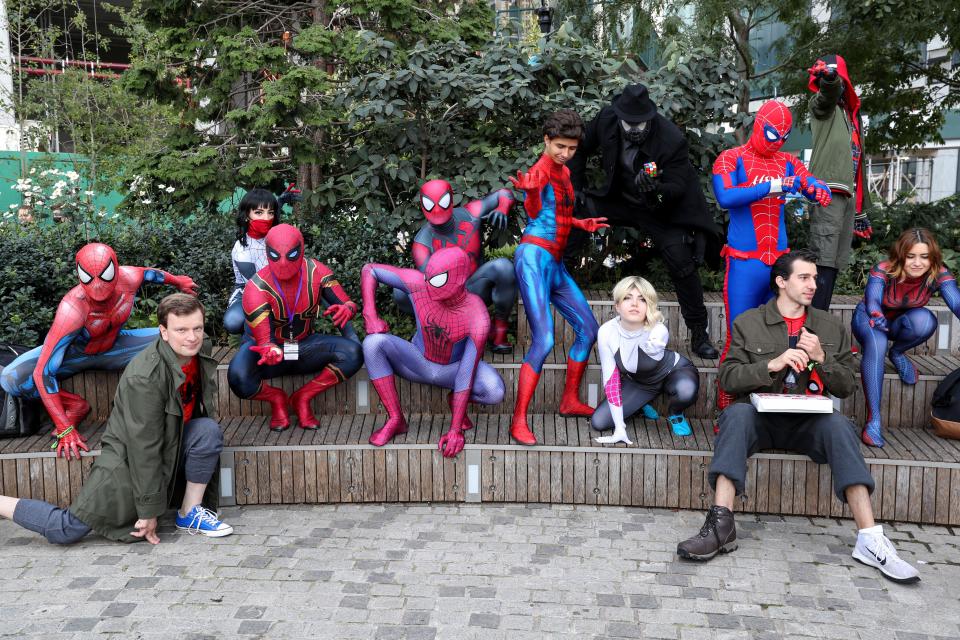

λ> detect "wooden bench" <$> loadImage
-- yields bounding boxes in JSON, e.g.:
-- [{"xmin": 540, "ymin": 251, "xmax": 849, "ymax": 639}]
[{"xmin": 3, "ymin": 415, "xmax": 959, "ymax": 526}]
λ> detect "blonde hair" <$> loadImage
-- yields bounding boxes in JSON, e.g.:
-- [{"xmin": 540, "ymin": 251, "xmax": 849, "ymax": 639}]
[{"xmin": 611, "ymin": 276, "xmax": 663, "ymax": 329}]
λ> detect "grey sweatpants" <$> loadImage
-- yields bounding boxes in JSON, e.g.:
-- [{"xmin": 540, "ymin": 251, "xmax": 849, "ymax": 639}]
[
  {"xmin": 710, "ymin": 403, "xmax": 874, "ymax": 502},
  {"xmin": 11, "ymin": 418, "xmax": 224, "ymax": 544}
]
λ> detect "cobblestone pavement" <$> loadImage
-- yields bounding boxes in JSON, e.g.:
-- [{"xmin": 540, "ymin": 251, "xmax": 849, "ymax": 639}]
[{"xmin": 1, "ymin": 503, "xmax": 958, "ymax": 639}]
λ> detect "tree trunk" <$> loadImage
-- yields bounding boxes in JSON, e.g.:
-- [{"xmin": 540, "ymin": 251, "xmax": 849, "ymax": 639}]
[
  {"xmin": 726, "ymin": 10, "xmax": 753, "ymax": 144},
  {"xmin": 296, "ymin": 0, "xmax": 328, "ymax": 215}
]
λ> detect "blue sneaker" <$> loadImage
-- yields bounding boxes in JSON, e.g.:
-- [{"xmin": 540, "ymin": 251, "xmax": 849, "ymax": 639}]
[
  {"xmin": 641, "ymin": 404, "xmax": 659, "ymax": 420},
  {"xmin": 668, "ymin": 414, "xmax": 692, "ymax": 437},
  {"xmin": 176, "ymin": 505, "xmax": 233, "ymax": 537}
]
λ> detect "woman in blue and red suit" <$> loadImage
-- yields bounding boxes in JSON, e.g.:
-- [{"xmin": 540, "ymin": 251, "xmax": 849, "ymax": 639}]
[
  {"xmin": 852, "ymin": 228, "xmax": 960, "ymax": 447},
  {"xmin": 508, "ymin": 109, "xmax": 610, "ymax": 446},
  {"xmin": 711, "ymin": 100, "xmax": 832, "ymax": 412},
  {"xmin": 227, "ymin": 224, "xmax": 363, "ymax": 431}
]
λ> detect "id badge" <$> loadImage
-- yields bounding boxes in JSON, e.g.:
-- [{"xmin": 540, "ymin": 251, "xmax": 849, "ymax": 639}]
[{"xmin": 283, "ymin": 341, "xmax": 299, "ymax": 361}]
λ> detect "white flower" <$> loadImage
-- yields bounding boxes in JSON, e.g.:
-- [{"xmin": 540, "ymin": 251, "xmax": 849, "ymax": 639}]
[
  {"xmin": 54, "ymin": 180, "xmax": 67, "ymax": 189},
  {"xmin": 158, "ymin": 184, "xmax": 166, "ymax": 189},
  {"xmin": 98, "ymin": 211, "xmax": 106, "ymax": 218},
  {"xmin": 52, "ymin": 189, "xmax": 63, "ymax": 199},
  {"xmin": 8, "ymin": 204, "xmax": 17, "ymax": 209},
  {"xmin": 28, "ymin": 167, "xmax": 35, "ymax": 175},
  {"xmin": 40, "ymin": 170, "xmax": 51, "ymax": 177},
  {"xmin": 165, "ymin": 186, "xmax": 175, "ymax": 193},
  {"xmin": 141, "ymin": 199, "xmax": 152, "ymax": 205},
  {"xmin": 65, "ymin": 171, "xmax": 80, "ymax": 181}
]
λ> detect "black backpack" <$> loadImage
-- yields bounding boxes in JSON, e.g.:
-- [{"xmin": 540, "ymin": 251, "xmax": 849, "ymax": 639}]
[
  {"xmin": 0, "ymin": 344, "xmax": 47, "ymax": 439},
  {"xmin": 931, "ymin": 366, "xmax": 960, "ymax": 440}
]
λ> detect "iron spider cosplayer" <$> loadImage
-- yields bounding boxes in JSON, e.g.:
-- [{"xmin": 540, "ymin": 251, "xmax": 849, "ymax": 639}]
[
  {"xmin": 393, "ymin": 179, "xmax": 517, "ymax": 353},
  {"xmin": 226, "ymin": 224, "xmax": 363, "ymax": 431},
  {"xmin": 508, "ymin": 109, "xmax": 610, "ymax": 446},
  {"xmin": 712, "ymin": 100, "xmax": 832, "ymax": 411},
  {"xmin": 0, "ymin": 243, "xmax": 198, "ymax": 459},
  {"xmin": 362, "ymin": 247, "xmax": 505, "ymax": 458}
]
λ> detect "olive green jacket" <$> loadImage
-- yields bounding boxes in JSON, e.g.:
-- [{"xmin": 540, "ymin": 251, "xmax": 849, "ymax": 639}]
[
  {"xmin": 70, "ymin": 337, "xmax": 219, "ymax": 542},
  {"xmin": 719, "ymin": 298, "xmax": 856, "ymax": 403}
]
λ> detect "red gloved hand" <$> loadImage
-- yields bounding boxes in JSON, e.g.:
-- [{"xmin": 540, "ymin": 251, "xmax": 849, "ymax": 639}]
[
  {"xmin": 364, "ymin": 315, "xmax": 390, "ymax": 335},
  {"xmin": 781, "ymin": 176, "xmax": 801, "ymax": 194},
  {"xmin": 573, "ymin": 217, "xmax": 610, "ymax": 233},
  {"xmin": 438, "ymin": 427, "xmax": 465, "ymax": 458},
  {"xmin": 53, "ymin": 426, "xmax": 89, "ymax": 460},
  {"xmin": 323, "ymin": 303, "xmax": 355, "ymax": 328},
  {"xmin": 250, "ymin": 344, "xmax": 283, "ymax": 365},
  {"xmin": 854, "ymin": 213, "xmax": 873, "ymax": 240},
  {"xmin": 169, "ymin": 274, "xmax": 199, "ymax": 296}
]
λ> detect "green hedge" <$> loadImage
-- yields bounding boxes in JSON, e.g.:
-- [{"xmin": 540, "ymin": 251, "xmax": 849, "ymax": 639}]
[{"xmin": 2, "ymin": 194, "xmax": 957, "ymax": 346}]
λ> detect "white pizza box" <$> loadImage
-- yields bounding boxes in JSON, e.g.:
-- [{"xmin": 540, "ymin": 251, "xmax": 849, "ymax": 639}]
[{"xmin": 749, "ymin": 393, "xmax": 834, "ymax": 413}]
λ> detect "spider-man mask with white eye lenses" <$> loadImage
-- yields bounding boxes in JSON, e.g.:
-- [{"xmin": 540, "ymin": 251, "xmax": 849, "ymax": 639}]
[
  {"xmin": 419, "ymin": 179, "xmax": 454, "ymax": 226},
  {"xmin": 424, "ymin": 247, "xmax": 471, "ymax": 303},
  {"xmin": 76, "ymin": 243, "xmax": 118, "ymax": 302},
  {"xmin": 749, "ymin": 100, "xmax": 793, "ymax": 157},
  {"xmin": 265, "ymin": 224, "xmax": 305, "ymax": 281}
]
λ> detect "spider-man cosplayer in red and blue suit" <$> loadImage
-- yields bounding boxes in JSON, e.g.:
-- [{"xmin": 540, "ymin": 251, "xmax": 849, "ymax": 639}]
[
  {"xmin": 712, "ymin": 100, "xmax": 832, "ymax": 411},
  {"xmin": 851, "ymin": 231, "xmax": 960, "ymax": 447},
  {"xmin": 508, "ymin": 109, "xmax": 610, "ymax": 446},
  {"xmin": 227, "ymin": 224, "xmax": 363, "ymax": 431},
  {"xmin": 392, "ymin": 179, "xmax": 517, "ymax": 353},
  {"xmin": 362, "ymin": 247, "xmax": 505, "ymax": 458},
  {"xmin": 0, "ymin": 243, "xmax": 198, "ymax": 459}
]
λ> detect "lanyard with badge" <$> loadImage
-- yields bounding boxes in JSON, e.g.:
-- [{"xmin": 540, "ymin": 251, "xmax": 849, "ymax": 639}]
[{"xmin": 271, "ymin": 268, "xmax": 303, "ymax": 360}]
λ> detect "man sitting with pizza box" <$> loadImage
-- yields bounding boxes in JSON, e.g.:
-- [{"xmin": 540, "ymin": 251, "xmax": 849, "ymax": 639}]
[{"xmin": 675, "ymin": 248, "xmax": 920, "ymax": 584}]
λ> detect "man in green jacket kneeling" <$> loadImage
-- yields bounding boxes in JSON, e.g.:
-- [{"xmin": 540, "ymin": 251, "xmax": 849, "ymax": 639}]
[{"xmin": 0, "ymin": 293, "xmax": 232, "ymax": 543}]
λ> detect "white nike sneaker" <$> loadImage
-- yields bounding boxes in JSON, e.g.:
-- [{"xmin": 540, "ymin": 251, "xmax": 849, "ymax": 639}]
[{"xmin": 852, "ymin": 532, "xmax": 920, "ymax": 584}]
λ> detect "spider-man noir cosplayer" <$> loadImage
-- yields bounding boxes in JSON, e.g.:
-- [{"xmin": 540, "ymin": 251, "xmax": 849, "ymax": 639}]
[
  {"xmin": 0, "ymin": 243, "xmax": 198, "ymax": 459},
  {"xmin": 226, "ymin": 224, "xmax": 363, "ymax": 431},
  {"xmin": 392, "ymin": 179, "xmax": 517, "ymax": 353},
  {"xmin": 711, "ymin": 99, "xmax": 832, "ymax": 412},
  {"xmin": 362, "ymin": 246, "xmax": 505, "ymax": 458}
]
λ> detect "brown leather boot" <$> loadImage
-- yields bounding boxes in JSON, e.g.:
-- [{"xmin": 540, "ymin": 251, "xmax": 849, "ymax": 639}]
[{"xmin": 676, "ymin": 505, "xmax": 738, "ymax": 561}]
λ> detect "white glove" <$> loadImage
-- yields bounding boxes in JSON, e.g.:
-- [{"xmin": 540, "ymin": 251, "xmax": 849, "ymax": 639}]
[{"xmin": 594, "ymin": 426, "xmax": 633, "ymax": 445}]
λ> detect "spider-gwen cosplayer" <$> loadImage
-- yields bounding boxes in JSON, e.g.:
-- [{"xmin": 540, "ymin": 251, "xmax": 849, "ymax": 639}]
[
  {"xmin": 508, "ymin": 109, "xmax": 609, "ymax": 446},
  {"xmin": 712, "ymin": 100, "xmax": 831, "ymax": 411},
  {"xmin": 0, "ymin": 243, "xmax": 197, "ymax": 459},
  {"xmin": 361, "ymin": 247, "xmax": 505, "ymax": 458},
  {"xmin": 393, "ymin": 179, "xmax": 517, "ymax": 353},
  {"xmin": 227, "ymin": 224, "xmax": 363, "ymax": 431},
  {"xmin": 224, "ymin": 185, "xmax": 301, "ymax": 335},
  {"xmin": 852, "ymin": 228, "xmax": 960, "ymax": 447}
]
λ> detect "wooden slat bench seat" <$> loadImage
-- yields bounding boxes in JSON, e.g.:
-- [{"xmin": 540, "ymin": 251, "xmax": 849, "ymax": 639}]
[{"xmin": 3, "ymin": 416, "xmax": 959, "ymax": 526}]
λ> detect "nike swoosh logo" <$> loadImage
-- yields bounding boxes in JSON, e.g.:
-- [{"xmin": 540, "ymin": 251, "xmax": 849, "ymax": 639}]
[{"xmin": 866, "ymin": 547, "xmax": 886, "ymax": 565}]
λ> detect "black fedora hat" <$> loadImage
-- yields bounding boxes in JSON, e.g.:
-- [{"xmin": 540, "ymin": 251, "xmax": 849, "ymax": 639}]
[{"xmin": 612, "ymin": 84, "xmax": 657, "ymax": 122}]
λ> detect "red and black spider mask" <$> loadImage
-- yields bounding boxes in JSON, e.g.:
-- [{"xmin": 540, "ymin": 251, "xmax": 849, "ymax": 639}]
[
  {"xmin": 423, "ymin": 246, "xmax": 471, "ymax": 303},
  {"xmin": 265, "ymin": 224, "xmax": 304, "ymax": 281},
  {"xmin": 419, "ymin": 179, "xmax": 454, "ymax": 226},
  {"xmin": 76, "ymin": 243, "xmax": 118, "ymax": 302},
  {"xmin": 749, "ymin": 100, "xmax": 792, "ymax": 158}
]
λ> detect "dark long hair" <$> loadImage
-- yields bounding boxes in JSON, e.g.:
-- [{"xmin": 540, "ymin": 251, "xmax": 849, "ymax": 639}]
[{"xmin": 235, "ymin": 188, "xmax": 280, "ymax": 247}]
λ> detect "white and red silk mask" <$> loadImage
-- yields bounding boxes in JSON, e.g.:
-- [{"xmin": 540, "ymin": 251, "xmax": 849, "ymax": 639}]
[
  {"xmin": 419, "ymin": 179, "xmax": 454, "ymax": 226},
  {"xmin": 76, "ymin": 243, "xmax": 118, "ymax": 302},
  {"xmin": 265, "ymin": 224, "xmax": 305, "ymax": 281}
]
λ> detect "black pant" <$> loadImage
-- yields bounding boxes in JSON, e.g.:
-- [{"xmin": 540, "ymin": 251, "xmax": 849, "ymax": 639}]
[
  {"xmin": 567, "ymin": 195, "xmax": 708, "ymax": 327},
  {"xmin": 710, "ymin": 404, "xmax": 875, "ymax": 502}
]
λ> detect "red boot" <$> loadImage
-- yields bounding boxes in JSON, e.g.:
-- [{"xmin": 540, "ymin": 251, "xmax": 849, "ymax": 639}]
[
  {"xmin": 252, "ymin": 384, "xmax": 291, "ymax": 431},
  {"xmin": 510, "ymin": 363, "xmax": 539, "ymax": 445},
  {"xmin": 489, "ymin": 317, "xmax": 512, "ymax": 354},
  {"xmin": 290, "ymin": 368, "xmax": 343, "ymax": 430},
  {"xmin": 558, "ymin": 357, "xmax": 593, "ymax": 417},
  {"xmin": 447, "ymin": 391, "xmax": 473, "ymax": 430},
  {"xmin": 369, "ymin": 375, "xmax": 407, "ymax": 446},
  {"xmin": 58, "ymin": 390, "xmax": 91, "ymax": 426}
]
